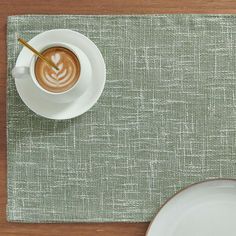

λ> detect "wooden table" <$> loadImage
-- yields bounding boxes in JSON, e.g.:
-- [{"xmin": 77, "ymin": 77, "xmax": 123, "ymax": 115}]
[{"xmin": 0, "ymin": 1, "xmax": 236, "ymax": 235}]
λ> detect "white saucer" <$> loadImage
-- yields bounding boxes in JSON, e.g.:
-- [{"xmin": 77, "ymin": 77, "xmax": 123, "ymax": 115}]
[
  {"xmin": 146, "ymin": 179, "xmax": 236, "ymax": 236},
  {"xmin": 14, "ymin": 29, "xmax": 106, "ymax": 120}
]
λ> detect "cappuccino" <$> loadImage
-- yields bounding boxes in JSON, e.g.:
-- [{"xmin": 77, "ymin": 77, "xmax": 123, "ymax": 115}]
[{"xmin": 35, "ymin": 47, "xmax": 80, "ymax": 93}]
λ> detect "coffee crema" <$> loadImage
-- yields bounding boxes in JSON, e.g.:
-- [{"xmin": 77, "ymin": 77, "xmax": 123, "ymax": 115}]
[{"xmin": 35, "ymin": 47, "xmax": 80, "ymax": 93}]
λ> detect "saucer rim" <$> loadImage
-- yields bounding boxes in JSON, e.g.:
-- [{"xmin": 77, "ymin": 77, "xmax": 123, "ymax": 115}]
[{"xmin": 14, "ymin": 29, "xmax": 106, "ymax": 120}]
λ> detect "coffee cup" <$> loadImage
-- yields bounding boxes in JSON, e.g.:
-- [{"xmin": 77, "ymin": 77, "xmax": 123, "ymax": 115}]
[{"xmin": 12, "ymin": 42, "xmax": 92, "ymax": 103}]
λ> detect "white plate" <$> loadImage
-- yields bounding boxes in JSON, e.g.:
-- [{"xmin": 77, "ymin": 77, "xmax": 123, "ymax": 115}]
[
  {"xmin": 146, "ymin": 179, "xmax": 236, "ymax": 236},
  {"xmin": 14, "ymin": 29, "xmax": 106, "ymax": 120}
]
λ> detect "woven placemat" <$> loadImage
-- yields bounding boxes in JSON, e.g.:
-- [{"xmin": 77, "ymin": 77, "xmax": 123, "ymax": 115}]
[{"xmin": 7, "ymin": 14, "xmax": 236, "ymax": 222}]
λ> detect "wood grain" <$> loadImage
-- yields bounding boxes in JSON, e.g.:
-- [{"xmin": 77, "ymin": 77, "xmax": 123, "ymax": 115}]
[{"xmin": 1, "ymin": 1, "xmax": 236, "ymax": 235}]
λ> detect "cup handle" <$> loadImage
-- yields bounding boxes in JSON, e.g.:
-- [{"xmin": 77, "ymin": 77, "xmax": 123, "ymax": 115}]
[{"xmin": 12, "ymin": 67, "xmax": 30, "ymax": 79}]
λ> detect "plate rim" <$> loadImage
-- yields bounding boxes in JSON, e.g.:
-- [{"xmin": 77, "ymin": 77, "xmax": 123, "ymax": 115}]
[{"xmin": 146, "ymin": 178, "xmax": 236, "ymax": 236}]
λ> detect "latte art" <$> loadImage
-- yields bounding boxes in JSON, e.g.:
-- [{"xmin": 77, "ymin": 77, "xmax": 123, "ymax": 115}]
[{"xmin": 35, "ymin": 47, "xmax": 80, "ymax": 93}]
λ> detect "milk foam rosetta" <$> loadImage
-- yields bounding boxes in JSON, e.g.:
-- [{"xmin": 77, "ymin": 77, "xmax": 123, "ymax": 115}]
[{"xmin": 35, "ymin": 47, "xmax": 80, "ymax": 93}]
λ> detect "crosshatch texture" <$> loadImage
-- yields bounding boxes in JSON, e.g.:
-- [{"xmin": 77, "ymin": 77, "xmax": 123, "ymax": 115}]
[{"xmin": 7, "ymin": 15, "xmax": 236, "ymax": 222}]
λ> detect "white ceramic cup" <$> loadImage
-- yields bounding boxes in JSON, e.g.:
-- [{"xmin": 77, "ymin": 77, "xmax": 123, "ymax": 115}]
[{"xmin": 12, "ymin": 42, "xmax": 92, "ymax": 103}]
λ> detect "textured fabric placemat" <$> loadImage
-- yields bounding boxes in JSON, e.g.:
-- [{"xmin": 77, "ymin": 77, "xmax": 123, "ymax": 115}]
[{"xmin": 7, "ymin": 15, "xmax": 236, "ymax": 223}]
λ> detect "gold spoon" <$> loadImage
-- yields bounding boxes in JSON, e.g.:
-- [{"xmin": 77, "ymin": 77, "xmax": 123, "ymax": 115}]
[{"xmin": 18, "ymin": 38, "xmax": 59, "ymax": 71}]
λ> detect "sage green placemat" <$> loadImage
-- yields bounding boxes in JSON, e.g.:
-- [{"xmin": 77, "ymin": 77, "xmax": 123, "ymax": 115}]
[{"xmin": 7, "ymin": 14, "xmax": 236, "ymax": 223}]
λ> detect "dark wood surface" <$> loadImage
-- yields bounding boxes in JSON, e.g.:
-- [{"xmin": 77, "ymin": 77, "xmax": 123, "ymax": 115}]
[{"xmin": 1, "ymin": 1, "xmax": 236, "ymax": 235}]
